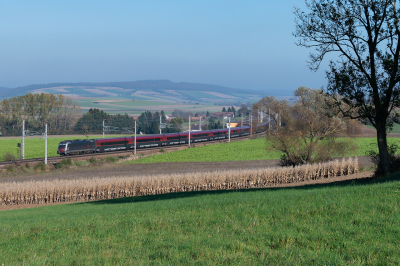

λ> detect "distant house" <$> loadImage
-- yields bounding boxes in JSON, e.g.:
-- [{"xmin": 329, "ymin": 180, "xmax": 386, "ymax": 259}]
[
  {"xmin": 166, "ymin": 115, "xmax": 174, "ymax": 121},
  {"xmin": 210, "ymin": 112, "xmax": 235, "ymax": 119}
]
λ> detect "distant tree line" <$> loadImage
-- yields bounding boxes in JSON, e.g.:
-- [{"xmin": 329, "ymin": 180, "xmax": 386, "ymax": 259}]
[
  {"xmin": 75, "ymin": 108, "xmax": 136, "ymax": 135},
  {"xmin": 0, "ymin": 93, "xmax": 80, "ymax": 136},
  {"xmin": 136, "ymin": 111, "xmax": 167, "ymax": 134}
]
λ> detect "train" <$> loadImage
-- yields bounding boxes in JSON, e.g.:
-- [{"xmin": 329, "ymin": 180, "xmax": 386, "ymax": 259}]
[{"xmin": 57, "ymin": 123, "xmax": 267, "ymax": 156}]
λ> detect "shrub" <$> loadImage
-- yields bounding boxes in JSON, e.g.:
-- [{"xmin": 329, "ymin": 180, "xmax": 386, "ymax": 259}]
[
  {"xmin": 6, "ymin": 165, "xmax": 14, "ymax": 173},
  {"xmin": 160, "ymin": 149, "xmax": 165, "ymax": 153},
  {"xmin": 75, "ymin": 160, "xmax": 89, "ymax": 167},
  {"xmin": 61, "ymin": 158, "xmax": 73, "ymax": 166},
  {"xmin": 34, "ymin": 162, "xmax": 46, "ymax": 171},
  {"xmin": 106, "ymin": 156, "xmax": 116, "ymax": 163},
  {"xmin": 54, "ymin": 163, "xmax": 63, "ymax": 169},
  {"xmin": 88, "ymin": 157, "xmax": 96, "ymax": 164},
  {"xmin": 368, "ymin": 143, "xmax": 400, "ymax": 176},
  {"xmin": 3, "ymin": 152, "xmax": 17, "ymax": 161}
]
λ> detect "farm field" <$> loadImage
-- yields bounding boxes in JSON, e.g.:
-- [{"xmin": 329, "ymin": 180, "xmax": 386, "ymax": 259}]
[
  {"xmin": 129, "ymin": 137, "xmax": 400, "ymax": 164},
  {"xmin": 1, "ymin": 173, "xmax": 399, "ymax": 264},
  {"xmin": 74, "ymin": 97, "xmax": 227, "ymax": 116}
]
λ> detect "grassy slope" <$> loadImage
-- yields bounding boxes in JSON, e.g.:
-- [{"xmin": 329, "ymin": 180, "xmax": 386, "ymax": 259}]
[
  {"xmin": 129, "ymin": 137, "xmax": 400, "ymax": 164},
  {"xmin": 1, "ymin": 174, "xmax": 399, "ymax": 264}
]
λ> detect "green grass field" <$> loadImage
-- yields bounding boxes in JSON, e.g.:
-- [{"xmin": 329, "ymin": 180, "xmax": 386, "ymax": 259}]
[
  {"xmin": 367, "ymin": 123, "xmax": 400, "ymax": 134},
  {"xmin": 129, "ymin": 137, "xmax": 400, "ymax": 164},
  {"xmin": 1, "ymin": 136, "xmax": 400, "ymax": 162},
  {"xmin": 1, "ymin": 173, "xmax": 399, "ymax": 264}
]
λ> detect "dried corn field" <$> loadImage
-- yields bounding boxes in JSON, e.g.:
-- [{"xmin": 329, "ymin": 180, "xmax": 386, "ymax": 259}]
[{"xmin": 0, "ymin": 158, "xmax": 359, "ymax": 206}]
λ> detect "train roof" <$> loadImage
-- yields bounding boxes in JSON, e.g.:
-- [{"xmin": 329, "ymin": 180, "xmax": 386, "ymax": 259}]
[{"xmin": 59, "ymin": 139, "xmax": 94, "ymax": 144}]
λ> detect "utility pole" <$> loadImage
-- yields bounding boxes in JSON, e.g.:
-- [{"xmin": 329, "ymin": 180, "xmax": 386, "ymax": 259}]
[
  {"xmin": 134, "ymin": 119, "xmax": 137, "ymax": 155},
  {"xmin": 279, "ymin": 113, "xmax": 281, "ymax": 127},
  {"xmin": 22, "ymin": 118, "xmax": 25, "ymax": 160},
  {"xmin": 160, "ymin": 115, "xmax": 162, "ymax": 134},
  {"xmin": 250, "ymin": 115, "xmax": 253, "ymax": 137},
  {"xmin": 199, "ymin": 116, "xmax": 202, "ymax": 131},
  {"xmin": 269, "ymin": 108, "xmax": 271, "ymax": 130},
  {"xmin": 188, "ymin": 115, "xmax": 191, "ymax": 147},
  {"xmin": 228, "ymin": 117, "xmax": 231, "ymax": 142},
  {"xmin": 103, "ymin": 119, "xmax": 106, "ymax": 138},
  {"xmin": 241, "ymin": 117, "xmax": 243, "ymax": 127},
  {"xmin": 45, "ymin": 121, "xmax": 48, "ymax": 165}
]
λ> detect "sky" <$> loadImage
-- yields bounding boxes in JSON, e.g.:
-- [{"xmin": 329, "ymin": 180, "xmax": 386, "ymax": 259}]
[{"xmin": 0, "ymin": 1, "xmax": 329, "ymax": 95}]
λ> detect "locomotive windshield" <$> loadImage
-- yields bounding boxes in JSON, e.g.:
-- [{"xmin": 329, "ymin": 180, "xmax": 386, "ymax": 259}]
[{"xmin": 58, "ymin": 143, "xmax": 66, "ymax": 148}]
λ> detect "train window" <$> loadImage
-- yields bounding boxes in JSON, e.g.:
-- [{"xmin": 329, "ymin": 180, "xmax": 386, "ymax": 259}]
[
  {"xmin": 193, "ymin": 133, "xmax": 209, "ymax": 137},
  {"xmin": 136, "ymin": 139, "xmax": 151, "ymax": 143},
  {"xmin": 167, "ymin": 136, "xmax": 180, "ymax": 140},
  {"xmin": 100, "ymin": 141, "xmax": 128, "ymax": 146}
]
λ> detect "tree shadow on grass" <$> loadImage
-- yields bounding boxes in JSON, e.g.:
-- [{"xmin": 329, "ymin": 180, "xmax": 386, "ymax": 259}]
[{"xmin": 79, "ymin": 171, "xmax": 400, "ymax": 207}]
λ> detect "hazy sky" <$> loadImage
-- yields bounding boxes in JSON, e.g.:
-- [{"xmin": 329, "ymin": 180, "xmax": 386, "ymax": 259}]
[{"xmin": 0, "ymin": 1, "xmax": 329, "ymax": 95}]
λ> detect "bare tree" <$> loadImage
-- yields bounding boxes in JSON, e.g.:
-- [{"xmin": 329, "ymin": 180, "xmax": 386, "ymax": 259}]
[
  {"xmin": 255, "ymin": 87, "xmax": 356, "ymax": 166},
  {"xmin": 0, "ymin": 93, "xmax": 80, "ymax": 135}
]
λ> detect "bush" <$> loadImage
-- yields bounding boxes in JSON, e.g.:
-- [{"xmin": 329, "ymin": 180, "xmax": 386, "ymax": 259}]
[
  {"xmin": 106, "ymin": 156, "xmax": 116, "ymax": 163},
  {"xmin": 55, "ymin": 158, "xmax": 74, "ymax": 169},
  {"xmin": 34, "ymin": 162, "xmax": 46, "ymax": 171},
  {"xmin": 160, "ymin": 149, "xmax": 165, "ymax": 153},
  {"xmin": 368, "ymin": 143, "xmax": 400, "ymax": 176},
  {"xmin": 61, "ymin": 158, "xmax": 73, "ymax": 166},
  {"xmin": 276, "ymin": 137, "xmax": 357, "ymax": 167},
  {"xmin": 3, "ymin": 152, "xmax": 17, "ymax": 161},
  {"xmin": 6, "ymin": 165, "xmax": 14, "ymax": 172},
  {"xmin": 75, "ymin": 160, "xmax": 89, "ymax": 167},
  {"xmin": 88, "ymin": 157, "xmax": 96, "ymax": 164}
]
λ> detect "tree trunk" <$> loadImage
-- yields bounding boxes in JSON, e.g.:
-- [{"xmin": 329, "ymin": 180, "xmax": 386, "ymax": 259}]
[{"xmin": 376, "ymin": 125, "xmax": 391, "ymax": 175}]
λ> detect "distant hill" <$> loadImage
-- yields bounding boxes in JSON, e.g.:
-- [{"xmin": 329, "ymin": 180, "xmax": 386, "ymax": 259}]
[{"xmin": 0, "ymin": 80, "xmax": 265, "ymax": 104}]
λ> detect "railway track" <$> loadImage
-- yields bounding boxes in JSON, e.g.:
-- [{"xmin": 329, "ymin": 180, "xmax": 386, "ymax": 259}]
[{"xmin": 0, "ymin": 133, "xmax": 264, "ymax": 169}]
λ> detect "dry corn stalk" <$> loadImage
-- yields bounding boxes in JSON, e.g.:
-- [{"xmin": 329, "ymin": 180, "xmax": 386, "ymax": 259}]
[{"xmin": 0, "ymin": 158, "xmax": 358, "ymax": 206}]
